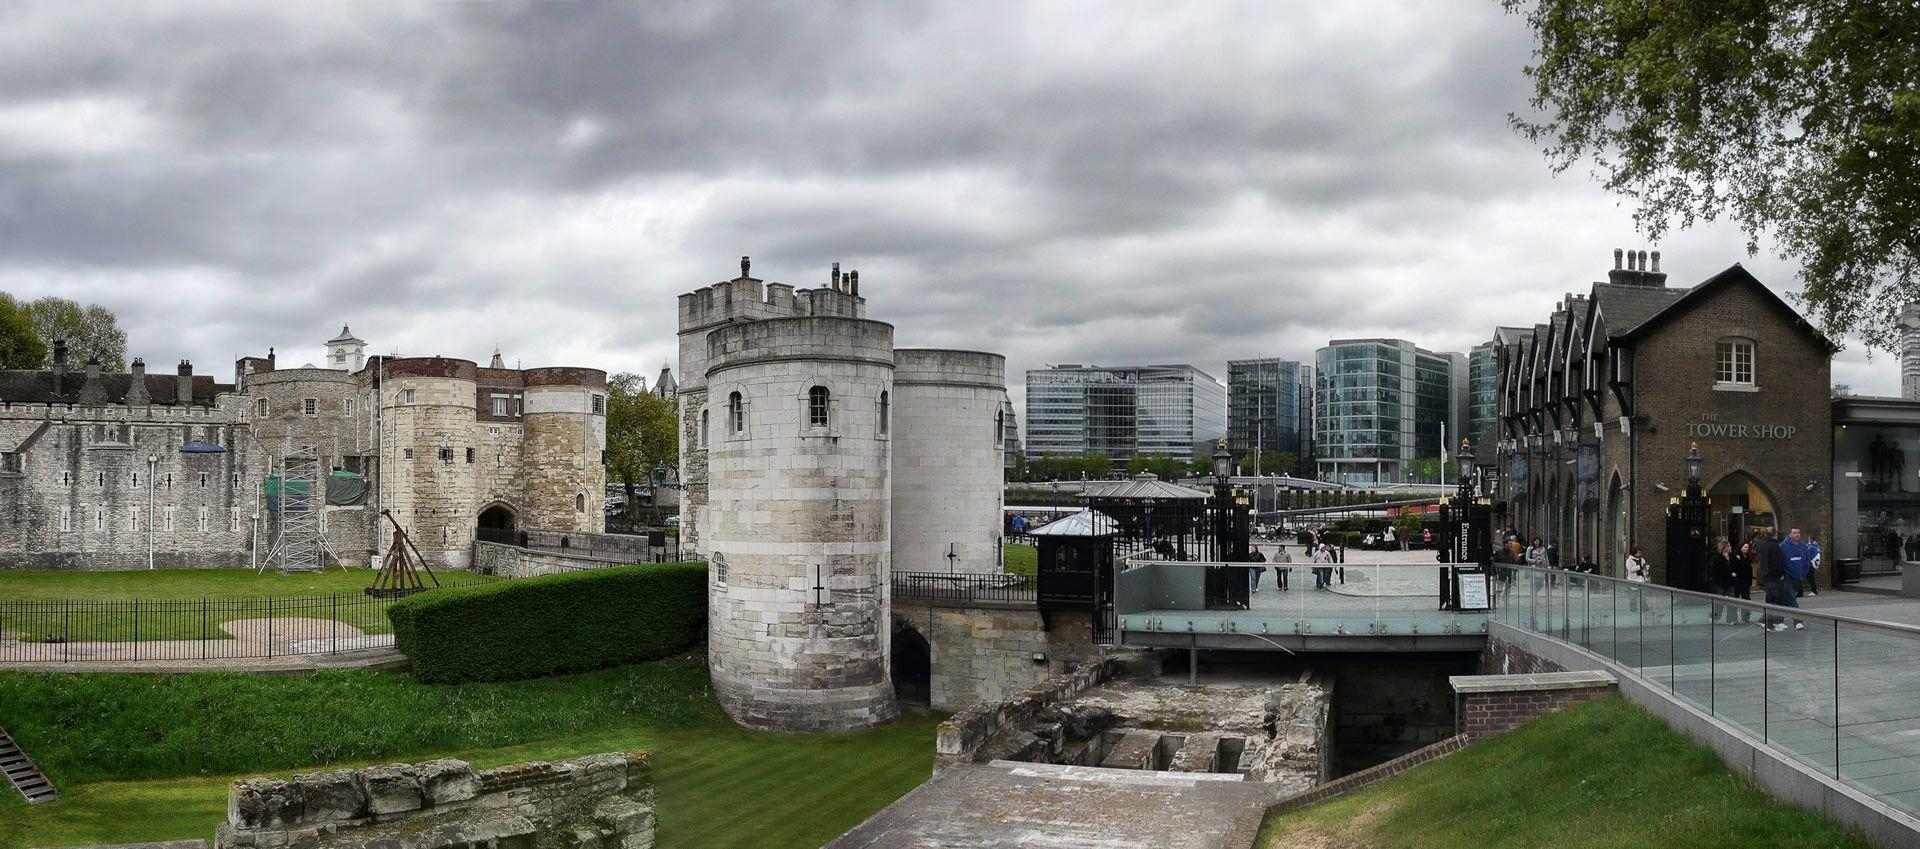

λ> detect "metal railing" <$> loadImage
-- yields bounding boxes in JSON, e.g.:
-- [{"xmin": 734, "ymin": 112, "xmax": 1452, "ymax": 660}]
[
  {"xmin": 0, "ymin": 576, "xmax": 495, "ymax": 664},
  {"xmin": 1495, "ymin": 564, "xmax": 1920, "ymax": 818},
  {"xmin": 892, "ymin": 571, "xmax": 1036, "ymax": 605},
  {"xmin": 478, "ymin": 529, "xmax": 691, "ymax": 564}
]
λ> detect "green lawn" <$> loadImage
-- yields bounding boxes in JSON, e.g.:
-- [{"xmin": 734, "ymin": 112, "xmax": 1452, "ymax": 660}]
[
  {"xmin": 0, "ymin": 658, "xmax": 938, "ymax": 849},
  {"xmin": 1004, "ymin": 543, "xmax": 1037, "ymax": 577},
  {"xmin": 0, "ymin": 568, "xmax": 495, "ymax": 641},
  {"xmin": 1259, "ymin": 694, "xmax": 1873, "ymax": 849}
]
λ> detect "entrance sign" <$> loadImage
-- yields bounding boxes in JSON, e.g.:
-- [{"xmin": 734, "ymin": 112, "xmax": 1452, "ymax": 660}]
[{"xmin": 1454, "ymin": 567, "xmax": 1490, "ymax": 611}]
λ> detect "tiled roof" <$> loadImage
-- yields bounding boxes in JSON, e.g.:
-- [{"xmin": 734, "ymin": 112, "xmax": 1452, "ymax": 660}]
[
  {"xmin": 0, "ymin": 371, "xmax": 225, "ymax": 405},
  {"xmin": 1592, "ymin": 283, "xmax": 1687, "ymax": 336}
]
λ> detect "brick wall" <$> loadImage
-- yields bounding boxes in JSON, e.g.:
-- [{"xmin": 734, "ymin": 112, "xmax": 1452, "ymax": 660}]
[
  {"xmin": 1481, "ymin": 635, "xmax": 1566, "ymax": 675},
  {"xmin": 1451, "ymin": 671, "xmax": 1617, "ymax": 740}
]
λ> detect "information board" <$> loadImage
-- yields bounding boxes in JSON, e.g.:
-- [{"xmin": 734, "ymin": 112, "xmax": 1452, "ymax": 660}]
[{"xmin": 1454, "ymin": 569, "xmax": 1490, "ymax": 611}]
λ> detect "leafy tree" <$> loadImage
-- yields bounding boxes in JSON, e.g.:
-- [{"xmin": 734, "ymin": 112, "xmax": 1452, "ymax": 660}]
[
  {"xmin": 1126, "ymin": 452, "xmax": 1185, "ymax": 480},
  {"xmin": 1395, "ymin": 512, "xmax": 1425, "ymax": 549},
  {"xmin": 1504, "ymin": 0, "xmax": 1920, "ymax": 346},
  {"xmin": 604, "ymin": 372, "xmax": 678, "ymax": 524},
  {"xmin": 24, "ymin": 296, "xmax": 127, "ymax": 370},
  {"xmin": 0, "ymin": 293, "xmax": 47, "ymax": 370}
]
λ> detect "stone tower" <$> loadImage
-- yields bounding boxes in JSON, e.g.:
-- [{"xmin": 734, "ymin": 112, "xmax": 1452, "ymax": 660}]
[
  {"xmin": 890, "ymin": 349, "xmax": 1007, "ymax": 574},
  {"xmin": 326, "ymin": 326, "xmax": 366, "ymax": 372},
  {"xmin": 520, "ymin": 367, "xmax": 608, "ymax": 533}
]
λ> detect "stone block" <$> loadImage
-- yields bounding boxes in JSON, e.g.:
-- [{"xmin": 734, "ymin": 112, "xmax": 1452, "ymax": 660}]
[
  {"xmin": 229, "ymin": 777, "xmax": 305, "ymax": 830},
  {"xmin": 418, "ymin": 758, "xmax": 479, "ymax": 806},
  {"xmin": 291, "ymin": 770, "xmax": 365, "ymax": 824},
  {"xmin": 361, "ymin": 764, "xmax": 424, "ymax": 816}
]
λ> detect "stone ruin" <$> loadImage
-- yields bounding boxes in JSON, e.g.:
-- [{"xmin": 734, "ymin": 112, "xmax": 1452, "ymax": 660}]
[
  {"xmin": 214, "ymin": 751, "xmax": 654, "ymax": 849},
  {"xmin": 937, "ymin": 654, "xmax": 1333, "ymax": 795}
]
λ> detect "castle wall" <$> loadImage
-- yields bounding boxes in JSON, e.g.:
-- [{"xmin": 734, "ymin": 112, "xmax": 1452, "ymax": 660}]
[
  {"xmin": 891, "ymin": 349, "xmax": 1007, "ymax": 575},
  {"xmin": 703, "ymin": 315, "xmax": 899, "ymax": 732},
  {"xmin": 380, "ymin": 362, "xmax": 485, "ymax": 569},
  {"xmin": 0, "ymin": 403, "xmax": 257, "ymax": 570}
]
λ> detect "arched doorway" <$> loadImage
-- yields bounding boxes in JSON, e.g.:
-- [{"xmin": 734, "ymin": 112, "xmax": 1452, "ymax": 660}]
[
  {"xmin": 890, "ymin": 619, "xmax": 932, "ymax": 707},
  {"xmin": 1708, "ymin": 472, "xmax": 1780, "ymax": 547},
  {"xmin": 477, "ymin": 504, "xmax": 517, "ymax": 544}
]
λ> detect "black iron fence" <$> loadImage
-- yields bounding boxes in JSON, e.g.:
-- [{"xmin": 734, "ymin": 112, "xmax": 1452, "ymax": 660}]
[
  {"xmin": 0, "ymin": 575, "xmax": 495, "ymax": 664},
  {"xmin": 892, "ymin": 571, "xmax": 1036, "ymax": 605}
]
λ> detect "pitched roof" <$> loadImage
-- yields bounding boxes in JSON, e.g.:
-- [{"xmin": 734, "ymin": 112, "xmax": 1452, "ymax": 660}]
[
  {"xmin": 1611, "ymin": 263, "xmax": 1835, "ymax": 351},
  {"xmin": 1591, "ymin": 283, "xmax": 1687, "ymax": 336},
  {"xmin": 1028, "ymin": 508, "xmax": 1119, "ymax": 537},
  {"xmin": 0, "ymin": 371, "xmax": 225, "ymax": 405},
  {"xmin": 1083, "ymin": 473, "xmax": 1210, "ymax": 501}
]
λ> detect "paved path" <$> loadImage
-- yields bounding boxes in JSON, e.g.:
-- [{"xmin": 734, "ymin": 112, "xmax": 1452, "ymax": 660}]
[
  {"xmin": 0, "ymin": 618, "xmax": 399, "ymax": 672},
  {"xmin": 826, "ymin": 762, "xmax": 1276, "ymax": 849}
]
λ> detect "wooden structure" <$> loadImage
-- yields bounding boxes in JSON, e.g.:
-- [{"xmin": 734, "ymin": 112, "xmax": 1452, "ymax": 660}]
[{"xmin": 367, "ymin": 509, "xmax": 440, "ymax": 598}]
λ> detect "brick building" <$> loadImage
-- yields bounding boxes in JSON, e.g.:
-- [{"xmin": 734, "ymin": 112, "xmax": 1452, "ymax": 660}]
[{"xmin": 1489, "ymin": 250, "xmax": 1833, "ymax": 581}]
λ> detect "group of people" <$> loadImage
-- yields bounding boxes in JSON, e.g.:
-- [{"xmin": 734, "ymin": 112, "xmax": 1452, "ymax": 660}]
[
  {"xmin": 1707, "ymin": 527, "xmax": 1822, "ymax": 631},
  {"xmin": 1246, "ymin": 529, "xmax": 1346, "ymax": 593},
  {"xmin": 1509, "ymin": 523, "xmax": 1823, "ymax": 632}
]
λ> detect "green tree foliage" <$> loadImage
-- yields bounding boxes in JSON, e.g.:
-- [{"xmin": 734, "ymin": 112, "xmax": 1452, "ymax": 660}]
[
  {"xmin": 604, "ymin": 372, "xmax": 678, "ymax": 521},
  {"xmin": 1126, "ymin": 452, "xmax": 1185, "ymax": 480},
  {"xmin": 0, "ymin": 293, "xmax": 47, "ymax": 370},
  {"xmin": 1027, "ymin": 451, "xmax": 1116, "ymax": 481},
  {"xmin": 23, "ymin": 296, "xmax": 127, "ymax": 370},
  {"xmin": 1234, "ymin": 449, "xmax": 1293, "ymax": 476},
  {"xmin": 1504, "ymin": 0, "xmax": 1920, "ymax": 346}
]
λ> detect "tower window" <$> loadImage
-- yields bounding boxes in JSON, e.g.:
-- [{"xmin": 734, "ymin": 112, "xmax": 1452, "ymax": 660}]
[
  {"xmin": 404, "ymin": 448, "xmax": 414, "ymax": 460},
  {"xmin": 404, "ymin": 389, "xmax": 416, "ymax": 404},
  {"xmin": 808, "ymin": 386, "xmax": 830, "ymax": 428},
  {"xmin": 879, "ymin": 391, "xmax": 889, "ymax": 435},
  {"xmin": 592, "ymin": 394, "xmax": 606, "ymax": 415},
  {"xmin": 344, "ymin": 399, "xmax": 355, "ymax": 417},
  {"xmin": 256, "ymin": 398, "xmax": 268, "ymax": 417},
  {"xmin": 303, "ymin": 398, "xmax": 317, "ymax": 416},
  {"xmin": 492, "ymin": 396, "xmax": 508, "ymax": 416},
  {"xmin": 198, "ymin": 472, "xmax": 208, "ymax": 488},
  {"xmin": 700, "ymin": 409, "xmax": 710, "ymax": 447},
  {"xmin": 439, "ymin": 447, "xmax": 454, "ymax": 463},
  {"xmin": 729, "ymin": 391, "xmax": 745, "ymax": 435},
  {"xmin": 576, "ymin": 493, "xmax": 586, "ymax": 512},
  {"xmin": 465, "ymin": 447, "xmax": 475, "ymax": 463}
]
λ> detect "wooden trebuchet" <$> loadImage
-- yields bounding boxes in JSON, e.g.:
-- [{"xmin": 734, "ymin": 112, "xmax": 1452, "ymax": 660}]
[{"xmin": 367, "ymin": 509, "xmax": 441, "ymax": 598}]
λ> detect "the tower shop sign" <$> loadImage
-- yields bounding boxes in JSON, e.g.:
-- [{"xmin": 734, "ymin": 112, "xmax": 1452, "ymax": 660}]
[{"xmin": 1686, "ymin": 414, "xmax": 1798, "ymax": 441}]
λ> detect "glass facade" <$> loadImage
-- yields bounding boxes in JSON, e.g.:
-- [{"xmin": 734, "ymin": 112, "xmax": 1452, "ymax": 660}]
[
  {"xmin": 1023, "ymin": 365, "xmax": 1225, "ymax": 463},
  {"xmin": 1468, "ymin": 341, "xmax": 1498, "ymax": 443},
  {"xmin": 1227, "ymin": 359, "xmax": 1305, "ymax": 470},
  {"xmin": 1314, "ymin": 339, "xmax": 1457, "ymax": 485}
]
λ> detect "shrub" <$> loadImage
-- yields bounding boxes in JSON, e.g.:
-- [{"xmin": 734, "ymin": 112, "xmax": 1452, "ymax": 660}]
[{"xmin": 387, "ymin": 562, "xmax": 706, "ymax": 684}]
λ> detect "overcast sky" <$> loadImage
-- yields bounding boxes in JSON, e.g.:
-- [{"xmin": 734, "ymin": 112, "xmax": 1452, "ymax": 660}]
[{"xmin": 0, "ymin": 0, "xmax": 1898, "ymax": 407}]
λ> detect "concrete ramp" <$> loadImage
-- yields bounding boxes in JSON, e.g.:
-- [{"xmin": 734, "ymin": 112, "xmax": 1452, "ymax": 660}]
[{"xmin": 825, "ymin": 761, "xmax": 1276, "ymax": 849}]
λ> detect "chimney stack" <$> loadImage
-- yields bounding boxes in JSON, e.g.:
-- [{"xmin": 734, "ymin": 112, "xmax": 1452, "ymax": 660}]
[
  {"xmin": 1614, "ymin": 248, "xmax": 1624, "ymax": 270},
  {"xmin": 125, "ymin": 358, "xmax": 151, "ymax": 406},
  {"xmin": 267, "ymin": 347, "xmax": 276, "ymax": 370},
  {"xmin": 51, "ymin": 339, "xmax": 68, "ymax": 395},
  {"xmin": 1650, "ymin": 251, "xmax": 1661, "ymax": 273},
  {"xmin": 1638, "ymin": 250, "xmax": 1649, "ymax": 271},
  {"xmin": 740, "ymin": 255, "xmax": 751, "ymax": 279},
  {"xmin": 831, "ymin": 262, "xmax": 841, "ymax": 292},
  {"xmin": 76, "ymin": 356, "xmax": 109, "ymax": 405},
  {"xmin": 176, "ymin": 360, "xmax": 194, "ymax": 406},
  {"xmin": 850, "ymin": 269, "xmax": 859, "ymax": 296}
]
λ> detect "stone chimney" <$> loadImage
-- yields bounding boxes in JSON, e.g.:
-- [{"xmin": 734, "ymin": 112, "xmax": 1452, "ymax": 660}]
[
  {"xmin": 268, "ymin": 347, "xmax": 276, "ymax": 370},
  {"xmin": 1650, "ymin": 251, "xmax": 1661, "ymax": 273},
  {"xmin": 850, "ymin": 270, "xmax": 860, "ymax": 297},
  {"xmin": 1607, "ymin": 247, "xmax": 1669, "ymax": 288},
  {"xmin": 76, "ymin": 356, "xmax": 108, "ymax": 404},
  {"xmin": 51, "ymin": 339, "xmax": 68, "ymax": 395},
  {"xmin": 831, "ymin": 262, "xmax": 841, "ymax": 291},
  {"xmin": 125, "ymin": 358, "xmax": 151, "ymax": 406},
  {"xmin": 176, "ymin": 360, "xmax": 194, "ymax": 406},
  {"xmin": 1613, "ymin": 248, "xmax": 1624, "ymax": 270}
]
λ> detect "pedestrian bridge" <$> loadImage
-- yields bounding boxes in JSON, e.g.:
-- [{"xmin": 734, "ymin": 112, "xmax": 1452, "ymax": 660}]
[{"xmin": 1114, "ymin": 553, "xmax": 1489, "ymax": 652}]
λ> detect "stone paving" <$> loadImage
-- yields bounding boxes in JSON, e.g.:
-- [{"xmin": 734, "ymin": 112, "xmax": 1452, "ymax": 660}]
[{"xmin": 824, "ymin": 761, "xmax": 1276, "ymax": 849}]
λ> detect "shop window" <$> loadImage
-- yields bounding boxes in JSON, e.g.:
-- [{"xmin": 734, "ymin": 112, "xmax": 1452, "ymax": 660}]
[{"xmin": 1714, "ymin": 338, "xmax": 1756, "ymax": 387}]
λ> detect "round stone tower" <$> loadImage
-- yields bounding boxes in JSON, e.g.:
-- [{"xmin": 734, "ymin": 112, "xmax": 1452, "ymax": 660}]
[
  {"xmin": 704, "ymin": 315, "xmax": 899, "ymax": 732},
  {"xmin": 889, "ymin": 349, "xmax": 1007, "ymax": 574},
  {"xmin": 379, "ymin": 357, "xmax": 483, "ymax": 568},
  {"xmin": 520, "ymin": 367, "xmax": 608, "ymax": 532},
  {"xmin": 244, "ymin": 367, "xmax": 361, "ymax": 467}
]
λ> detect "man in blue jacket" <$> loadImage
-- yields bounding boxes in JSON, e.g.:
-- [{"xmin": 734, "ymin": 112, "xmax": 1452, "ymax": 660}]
[{"xmin": 1774, "ymin": 528, "xmax": 1811, "ymax": 631}]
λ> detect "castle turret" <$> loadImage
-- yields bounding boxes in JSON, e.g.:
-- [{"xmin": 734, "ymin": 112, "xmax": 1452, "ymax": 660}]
[
  {"xmin": 890, "ymin": 349, "xmax": 1007, "ymax": 574},
  {"xmin": 380, "ymin": 357, "xmax": 484, "ymax": 568},
  {"xmin": 702, "ymin": 314, "xmax": 898, "ymax": 732},
  {"xmin": 327, "ymin": 326, "xmax": 366, "ymax": 372},
  {"xmin": 519, "ymin": 367, "xmax": 608, "ymax": 533}
]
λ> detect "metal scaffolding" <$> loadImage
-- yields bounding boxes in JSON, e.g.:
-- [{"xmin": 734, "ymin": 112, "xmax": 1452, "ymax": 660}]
[{"xmin": 262, "ymin": 451, "xmax": 335, "ymax": 573}]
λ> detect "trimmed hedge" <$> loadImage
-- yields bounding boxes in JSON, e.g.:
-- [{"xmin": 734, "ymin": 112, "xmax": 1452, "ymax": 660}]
[{"xmin": 387, "ymin": 562, "xmax": 707, "ymax": 684}]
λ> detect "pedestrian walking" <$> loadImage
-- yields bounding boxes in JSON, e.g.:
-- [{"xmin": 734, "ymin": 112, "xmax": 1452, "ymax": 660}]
[
  {"xmin": 1248, "ymin": 547, "xmax": 1269, "ymax": 592},
  {"xmin": 1728, "ymin": 539, "xmax": 1755, "ymax": 623},
  {"xmin": 1525, "ymin": 537, "xmax": 1548, "ymax": 570},
  {"xmin": 1781, "ymin": 527, "xmax": 1815, "ymax": 603},
  {"xmin": 1312, "ymin": 543, "xmax": 1333, "ymax": 589},
  {"xmin": 1757, "ymin": 528, "xmax": 1802, "ymax": 631},
  {"xmin": 1803, "ymin": 530, "xmax": 1823, "ymax": 596},
  {"xmin": 1624, "ymin": 546, "xmax": 1650, "ymax": 613},
  {"xmin": 1547, "ymin": 540, "xmax": 1561, "ymax": 570},
  {"xmin": 1708, "ymin": 538, "xmax": 1743, "ymax": 624}
]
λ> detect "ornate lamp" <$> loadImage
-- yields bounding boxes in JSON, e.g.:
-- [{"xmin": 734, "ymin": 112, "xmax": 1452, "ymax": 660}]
[
  {"xmin": 1212, "ymin": 438, "xmax": 1233, "ymax": 485},
  {"xmin": 1684, "ymin": 442, "xmax": 1703, "ymax": 491}
]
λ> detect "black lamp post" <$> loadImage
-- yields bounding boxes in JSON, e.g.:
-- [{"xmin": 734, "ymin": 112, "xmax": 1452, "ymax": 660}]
[
  {"xmin": 1684, "ymin": 442, "xmax": 1704, "ymax": 496},
  {"xmin": 1668, "ymin": 441, "xmax": 1712, "ymax": 590},
  {"xmin": 1457, "ymin": 437, "xmax": 1476, "ymax": 500}
]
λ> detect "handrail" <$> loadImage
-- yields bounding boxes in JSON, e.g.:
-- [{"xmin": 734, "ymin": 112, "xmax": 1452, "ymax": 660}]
[{"xmin": 1502, "ymin": 564, "xmax": 1920, "ymax": 638}]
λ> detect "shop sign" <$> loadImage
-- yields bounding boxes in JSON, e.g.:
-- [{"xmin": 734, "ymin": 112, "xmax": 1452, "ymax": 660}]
[{"xmin": 1686, "ymin": 413, "xmax": 1797, "ymax": 440}]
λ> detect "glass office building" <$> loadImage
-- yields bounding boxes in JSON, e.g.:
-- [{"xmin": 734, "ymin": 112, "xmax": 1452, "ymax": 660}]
[
  {"xmin": 1024, "ymin": 365, "xmax": 1226, "ymax": 464},
  {"xmin": 1314, "ymin": 339, "xmax": 1458, "ymax": 485},
  {"xmin": 1467, "ymin": 339, "xmax": 1501, "ymax": 445},
  {"xmin": 1227, "ymin": 358, "xmax": 1308, "ymax": 473}
]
